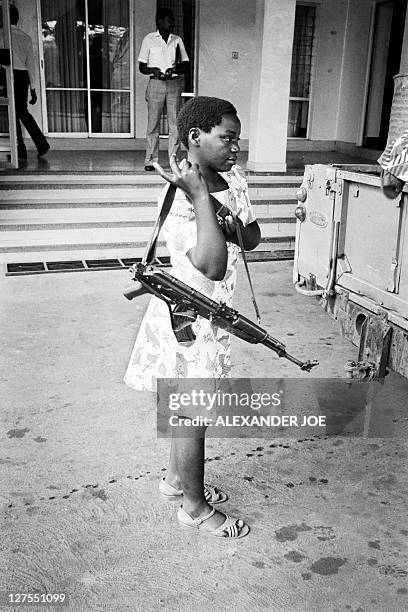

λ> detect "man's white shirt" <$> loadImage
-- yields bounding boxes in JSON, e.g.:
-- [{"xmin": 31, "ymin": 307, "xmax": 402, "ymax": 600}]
[
  {"xmin": 11, "ymin": 25, "xmax": 36, "ymax": 88},
  {"xmin": 138, "ymin": 31, "xmax": 188, "ymax": 74}
]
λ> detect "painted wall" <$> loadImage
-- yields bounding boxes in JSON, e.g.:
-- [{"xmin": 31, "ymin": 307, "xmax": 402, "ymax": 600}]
[
  {"xmin": 196, "ymin": 0, "xmax": 374, "ymax": 146},
  {"xmin": 197, "ymin": 0, "xmax": 257, "ymax": 140}
]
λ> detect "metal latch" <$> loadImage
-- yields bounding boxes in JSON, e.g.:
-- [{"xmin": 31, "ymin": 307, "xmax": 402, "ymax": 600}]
[
  {"xmin": 344, "ymin": 360, "xmax": 376, "ymax": 381},
  {"xmin": 325, "ymin": 180, "xmax": 342, "ymax": 198}
]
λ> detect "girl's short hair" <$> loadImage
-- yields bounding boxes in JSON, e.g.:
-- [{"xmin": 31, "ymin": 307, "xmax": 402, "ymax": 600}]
[{"xmin": 177, "ymin": 96, "xmax": 237, "ymax": 148}]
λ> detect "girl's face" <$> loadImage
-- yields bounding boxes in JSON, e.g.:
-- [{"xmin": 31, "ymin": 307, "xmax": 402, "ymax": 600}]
[{"xmin": 191, "ymin": 113, "xmax": 241, "ymax": 173}]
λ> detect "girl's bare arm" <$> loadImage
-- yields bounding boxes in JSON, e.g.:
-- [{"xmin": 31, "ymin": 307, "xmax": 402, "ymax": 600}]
[{"xmin": 154, "ymin": 157, "xmax": 228, "ymax": 280}]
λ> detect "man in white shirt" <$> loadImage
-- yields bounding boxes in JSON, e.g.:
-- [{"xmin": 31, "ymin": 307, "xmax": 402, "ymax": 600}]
[
  {"xmin": 138, "ymin": 8, "xmax": 189, "ymax": 170},
  {"xmin": 10, "ymin": 5, "xmax": 49, "ymax": 159}
]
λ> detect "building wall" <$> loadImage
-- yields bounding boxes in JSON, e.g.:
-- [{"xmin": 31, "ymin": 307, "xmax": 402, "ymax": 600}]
[
  {"xmin": 197, "ymin": 0, "xmax": 257, "ymax": 140},
  {"xmin": 13, "ymin": 0, "xmax": 408, "ymax": 148},
  {"xmin": 196, "ymin": 0, "xmax": 374, "ymax": 146}
]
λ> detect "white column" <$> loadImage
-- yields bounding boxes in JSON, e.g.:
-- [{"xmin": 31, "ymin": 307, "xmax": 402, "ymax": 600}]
[{"xmin": 247, "ymin": 0, "xmax": 296, "ymax": 173}]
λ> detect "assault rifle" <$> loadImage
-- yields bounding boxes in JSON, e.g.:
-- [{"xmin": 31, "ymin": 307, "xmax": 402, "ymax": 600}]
[{"xmin": 124, "ymin": 262, "xmax": 319, "ymax": 372}]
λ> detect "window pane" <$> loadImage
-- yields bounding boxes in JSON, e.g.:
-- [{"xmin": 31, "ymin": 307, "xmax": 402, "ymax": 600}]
[
  {"xmin": 290, "ymin": 5, "xmax": 316, "ymax": 98},
  {"xmin": 88, "ymin": 0, "xmax": 130, "ymax": 90},
  {"xmin": 46, "ymin": 90, "xmax": 87, "ymax": 132},
  {"xmin": 41, "ymin": 0, "xmax": 86, "ymax": 88},
  {"xmin": 288, "ymin": 100, "xmax": 309, "ymax": 138},
  {"xmin": 91, "ymin": 91, "xmax": 130, "ymax": 133}
]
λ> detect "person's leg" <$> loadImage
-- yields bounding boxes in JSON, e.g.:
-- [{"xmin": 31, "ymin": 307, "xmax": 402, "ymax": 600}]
[
  {"xmin": 165, "ymin": 435, "xmax": 181, "ymax": 489},
  {"xmin": 166, "ymin": 79, "xmax": 182, "ymax": 160},
  {"xmin": 145, "ymin": 79, "xmax": 166, "ymax": 166},
  {"xmin": 14, "ymin": 70, "xmax": 49, "ymax": 155},
  {"xmin": 171, "ymin": 426, "xmax": 241, "ymax": 532},
  {"xmin": 13, "ymin": 70, "xmax": 27, "ymax": 158}
]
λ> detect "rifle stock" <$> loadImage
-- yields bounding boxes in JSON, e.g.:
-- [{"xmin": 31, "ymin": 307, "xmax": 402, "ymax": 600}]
[{"xmin": 124, "ymin": 263, "xmax": 319, "ymax": 372}]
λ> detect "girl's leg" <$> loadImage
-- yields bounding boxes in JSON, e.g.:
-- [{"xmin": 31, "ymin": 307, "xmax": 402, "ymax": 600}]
[
  {"xmin": 164, "ymin": 435, "xmax": 181, "ymax": 490},
  {"xmin": 173, "ymin": 432, "xmax": 206, "ymax": 512},
  {"xmin": 172, "ymin": 427, "xmax": 233, "ymax": 531}
]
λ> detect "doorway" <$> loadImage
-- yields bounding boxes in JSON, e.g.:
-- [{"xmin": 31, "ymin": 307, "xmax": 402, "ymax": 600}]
[
  {"xmin": 38, "ymin": 0, "xmax": 133, "ymax": 136},
  {"xmin": 363, "ymin": 0, "xmax": 407, "ymax": 149}
]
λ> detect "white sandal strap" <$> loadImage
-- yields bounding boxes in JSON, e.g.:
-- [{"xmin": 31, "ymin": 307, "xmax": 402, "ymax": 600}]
[
  {"xmin": 194, "ymin": 507, "xmax": 216, "ymax": 526},
  {"xmin": 215, "ymin": 515, "xmax": 244, "ymax": 538},
  {"xmin": 204, "ymin": 485, "xmax": 218, "ymax": 501}
]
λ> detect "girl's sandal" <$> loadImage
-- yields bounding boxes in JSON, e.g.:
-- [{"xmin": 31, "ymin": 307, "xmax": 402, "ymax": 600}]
[
  {"xmin": 177, "ymin": 506, "xmax": 250, "ymax": 539},
  {"xmin": 159, "ymin": 478, "xmax": 228, "ymax": 504}
]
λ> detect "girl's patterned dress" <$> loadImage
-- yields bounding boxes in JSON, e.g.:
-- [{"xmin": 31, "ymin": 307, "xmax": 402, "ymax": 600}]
[
  {"xmin": 378, "ymin": 129, "xmax": 408, "ymax": 181},
  {"xmin": 124, "ymin": 165, "xmax": 256, "ymax": 393}
]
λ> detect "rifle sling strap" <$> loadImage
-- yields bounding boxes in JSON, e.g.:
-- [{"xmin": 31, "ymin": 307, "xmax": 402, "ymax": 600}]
[
  {"xmin": 141, "ymin": 183, "xmax": 261, "ymax": 323},
  {"xmin": 142, "ymin": 183, "xmax": 177, "ymax": 265}
]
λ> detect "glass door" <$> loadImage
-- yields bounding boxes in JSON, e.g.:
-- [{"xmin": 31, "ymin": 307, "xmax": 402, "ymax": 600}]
[{"xmin": 38, "ymin": 0, "xmax": 133, "ymax": 136}]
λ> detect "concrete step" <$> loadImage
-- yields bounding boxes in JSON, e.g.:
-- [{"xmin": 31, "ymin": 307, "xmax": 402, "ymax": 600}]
[
  {"xmin": 1, "ymin": 238, "xmax": 294, "ymax": 265},
  {"xmin": 0, "ymin": 171, "xmax": 298, "ymax": 265},
  {"xmin": 0, "ymin": 222, "xmax": 294, "ymax": 248},
  {"xmin": 0, "ymin": 173, "xmax": 303, "ymax": 186},
  {"xmin": 0, "ymin": 202, "xmax": 296, "ymax": 225},
  {"xmin": 0, "ymin": 187, "xmax": 299, "ymax": 203}
]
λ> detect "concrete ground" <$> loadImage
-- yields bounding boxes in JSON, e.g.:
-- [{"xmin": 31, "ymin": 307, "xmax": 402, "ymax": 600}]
[{"xmin": 1, "ymin": 260, "xmax": 408, "ymax": 612}]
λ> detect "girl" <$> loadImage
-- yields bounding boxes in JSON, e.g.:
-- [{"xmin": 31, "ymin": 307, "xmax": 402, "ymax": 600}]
[{"xmin": 125, "ymin": 97, "xmax": 261, "ymax": 538}]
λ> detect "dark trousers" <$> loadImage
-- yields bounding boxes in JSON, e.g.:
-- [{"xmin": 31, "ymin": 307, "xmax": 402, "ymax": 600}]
[{"xmin": 13, "ymin": 69, "xmax": 48, "ymax": 155}]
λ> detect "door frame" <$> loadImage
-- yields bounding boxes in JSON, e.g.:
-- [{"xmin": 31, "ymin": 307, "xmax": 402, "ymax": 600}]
[
  {"xmin": 358, "ymin": 0, "xmax": 407, "ymax": 148},
  {"xmin": 1, "ymin": 0, "xmax": 18, "ymax": 166}
]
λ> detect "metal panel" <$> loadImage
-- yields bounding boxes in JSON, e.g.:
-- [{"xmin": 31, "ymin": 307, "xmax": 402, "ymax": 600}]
[
  {"xmin": 295, "ymin": 164, "xmax": 337, "ymax": 288},
  {"xmin": 341, "ymin": 179, "xmax": 400, "ymax": 291},
  {"xmin": 396, "ymin": 191, "xmax": 408, "ymax": 301}
]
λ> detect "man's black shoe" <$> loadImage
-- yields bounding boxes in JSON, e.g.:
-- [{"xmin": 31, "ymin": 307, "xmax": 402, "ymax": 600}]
[
  {"xmin": 37, "ymin": 144, "xmax": 50, "ymax": 157},
  {"xmin": 144, "ymin": 165, "xmax": 155, "ymax": 171}
]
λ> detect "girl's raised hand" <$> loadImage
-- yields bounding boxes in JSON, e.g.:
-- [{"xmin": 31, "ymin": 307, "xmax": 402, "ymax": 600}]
[{"xmin": 153, "ymin": 155, "xmax": 209, "ymax": 201}]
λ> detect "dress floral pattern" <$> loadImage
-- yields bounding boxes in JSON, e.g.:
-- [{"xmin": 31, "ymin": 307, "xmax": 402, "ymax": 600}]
[{"xmin": 124, "ymin": 165, "xmax": 256, "ymax": 392}]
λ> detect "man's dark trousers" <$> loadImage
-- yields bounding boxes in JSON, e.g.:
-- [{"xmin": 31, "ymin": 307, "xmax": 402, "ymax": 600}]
[{"xmin": 13, "ymin": 69, "xmax": 48, "ymax": 157}]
